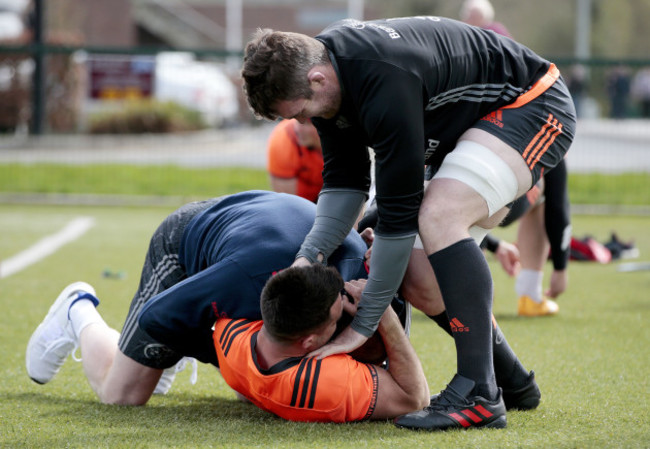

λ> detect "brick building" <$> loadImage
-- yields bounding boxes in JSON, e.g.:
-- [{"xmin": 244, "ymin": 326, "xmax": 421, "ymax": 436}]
[{"xmin": 76, "ymin": 0, "xmax": 380, "ymax": 50}]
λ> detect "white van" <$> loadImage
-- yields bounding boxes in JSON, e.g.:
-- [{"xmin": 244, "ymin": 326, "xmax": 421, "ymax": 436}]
[{"xmin": 154, "ymin": 52, "xmax": 239, "ymax": 128}]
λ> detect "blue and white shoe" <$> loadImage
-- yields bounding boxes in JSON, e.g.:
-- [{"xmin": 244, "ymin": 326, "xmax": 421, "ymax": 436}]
[{"xmin": 26, "ymin": 282, "xmax": 99, "ymax": 384}]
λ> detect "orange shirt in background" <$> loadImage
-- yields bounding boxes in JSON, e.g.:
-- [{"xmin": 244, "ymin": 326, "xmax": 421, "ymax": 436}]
[{"xmin": 267, "ymin": 119, "xmax": 324, "ymax": 203}]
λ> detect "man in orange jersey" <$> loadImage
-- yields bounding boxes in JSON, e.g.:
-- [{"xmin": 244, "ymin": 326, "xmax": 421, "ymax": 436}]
[
  {"xmin": 214, "ymin": 264, "xmax": 429, "ymax": 422},
  {"xmin": 267, "ymin": 118, "xmax": 324, "ymax": 203}
]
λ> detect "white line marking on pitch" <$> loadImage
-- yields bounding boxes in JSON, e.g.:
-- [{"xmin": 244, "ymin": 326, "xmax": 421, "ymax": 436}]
[{"xmin": 0, "ymin": 216, "xmax": 96, "ymax": 279}]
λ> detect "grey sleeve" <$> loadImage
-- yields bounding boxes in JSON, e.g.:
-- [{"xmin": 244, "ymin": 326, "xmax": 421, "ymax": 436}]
[
  {"xmin": 351, "ymin": 232, "xmax": 416, "ymax": 337},
  {"xmin": 296, "ymin": 188, "xmax": 367, "ymax": 263}
]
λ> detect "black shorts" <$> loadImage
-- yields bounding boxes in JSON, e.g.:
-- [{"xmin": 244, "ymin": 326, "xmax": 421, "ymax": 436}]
[
  {"xmin": 117, "ymin": 197, "xmax": 224, "ymax": 369},
  {"xmin": 472, "ymin": 72, "xmax": 576, "ymax": 187}
]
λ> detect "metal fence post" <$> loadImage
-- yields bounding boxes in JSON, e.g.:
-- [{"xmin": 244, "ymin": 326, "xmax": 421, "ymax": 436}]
[{"xmin": 31, "ymin": 0, "xmax": 45, "ymax": 135}]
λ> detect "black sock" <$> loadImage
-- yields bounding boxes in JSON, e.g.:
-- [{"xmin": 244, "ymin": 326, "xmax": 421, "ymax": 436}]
[
  {"xmin": 430, "ymin": 311, "xmax": 529, "ymax": 390},
  {"xmin": 428, "ymin": 311, "xmax": 452, "ymax": 336},
  {"xmin": 492, "ymin": 320, "xmax": 530, "ymax": 390},
  {"xmin": 428, "ymin": 238, "xmax": 497, "ymax": 400}
]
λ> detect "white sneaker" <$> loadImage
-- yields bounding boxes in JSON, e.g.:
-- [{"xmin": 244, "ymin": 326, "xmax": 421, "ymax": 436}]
[
  {"xmin": 26, "ymin": 282, "xmax": 98, "ymax": 384},
  {"xmin": 154, "ymin": 357, "xmax": 198, "ymax": 395}
]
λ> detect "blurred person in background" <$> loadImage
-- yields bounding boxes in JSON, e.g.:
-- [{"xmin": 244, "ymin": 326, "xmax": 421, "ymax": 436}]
[
  {"xmin": 631, "ymin": 67, "xmax": 650, "ymax": 118},
  {"xmin": 607, "ymin": 65, "xmax": 631, "ymax": 119},
  {"xmin": 460, "ymin": 0, "xmax": 511, "ymax": 38},
  {"xmin": 267, "ymin": 118, "xmax": 324, "ymax": 203},
  {"xmin": 460, "ymin": 0, "xmax": 570, "ymax": 314},
  {"xmin": 477, "ymin": 158, "xmax": 571, "ymax": 316},
  {"xmin": 567, "ymin": 64, "xmax": 588, "ymax": 118}
]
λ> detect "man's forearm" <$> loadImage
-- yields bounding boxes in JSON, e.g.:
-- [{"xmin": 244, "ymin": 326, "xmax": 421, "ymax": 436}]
[
  {"xmin": 296, "ymin": 189, "xmax": 367, "ymax": 263},
  {"xmin": 378, "ymin": 310, "xmax": 429, "ymax": 402},
  {"xmin": 352, "ymin": 233, "xmax": 415, "ymax": 336}
]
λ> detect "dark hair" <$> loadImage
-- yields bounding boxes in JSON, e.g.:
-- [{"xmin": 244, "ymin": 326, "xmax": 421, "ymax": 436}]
[
  {"xmin": 261, "ymin": 264, "xmax": 343, "ymax": 343},
  {"xmin": 241, "ymin": 29, "xmax": 329, "ymax": 120}
]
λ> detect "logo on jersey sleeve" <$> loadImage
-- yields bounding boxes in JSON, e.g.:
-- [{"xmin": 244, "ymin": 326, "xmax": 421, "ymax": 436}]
[
  {"xmin": 341, "ymin": 19, "xmax": 401, "ymax": 39},
  {"xmin": 335, "ymin": 115, "xmax": 352, "ymax": 129},
  {"xmin": 424, "ymin": 138, "xmax": 440, "ymax": 159}
]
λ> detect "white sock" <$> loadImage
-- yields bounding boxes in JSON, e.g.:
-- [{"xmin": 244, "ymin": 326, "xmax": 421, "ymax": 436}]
[
  {"xmin": 69, "ymin": 299, "xmax": 106, "ymax": 339},
  {"xmin": 515, "ymin": 269, "xmax": 544, "ymax": 303}
]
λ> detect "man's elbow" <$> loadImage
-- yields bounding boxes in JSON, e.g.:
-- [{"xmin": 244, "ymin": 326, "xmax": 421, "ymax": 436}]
[
  {"xmin": 415, "ymin": 390, "xmax": 430, "ymax": 410},
  {"xmin": 395, "ymin": 388, "xmax": 429, "ymax": 417},
  {"xmin": 409, "ymin": 382, "xmax": 430, "ymax": 411}
]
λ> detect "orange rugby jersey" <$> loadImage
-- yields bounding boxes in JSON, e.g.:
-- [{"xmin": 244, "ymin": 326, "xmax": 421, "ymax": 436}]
[
  {"xmin": 213, "ymin": 318, "xmax": 379, "ymax": 423},
  {"xmin": 267, "ymin": 119, "xmax": 324, "ymax": 203}
]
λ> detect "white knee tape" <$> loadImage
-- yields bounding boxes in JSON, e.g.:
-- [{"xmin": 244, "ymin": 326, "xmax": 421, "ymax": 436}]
[
  {"xmin": 468, "ymin": 225, "xmax": 490, "ymax": 245},
  {"xmin": 433, "ymin": 140, "xmax": 518, "ymax": 217}
]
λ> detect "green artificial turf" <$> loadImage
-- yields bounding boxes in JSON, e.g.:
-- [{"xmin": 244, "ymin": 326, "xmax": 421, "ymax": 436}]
[{"xmin": 1, "ymin": 204, "xmax": 648, "ymax": 448}]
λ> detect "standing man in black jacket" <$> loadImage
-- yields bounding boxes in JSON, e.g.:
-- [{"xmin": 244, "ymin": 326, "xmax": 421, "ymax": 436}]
[{"xmin": 241, "ymin": 16, "xmax": 576, "ymax": 431}]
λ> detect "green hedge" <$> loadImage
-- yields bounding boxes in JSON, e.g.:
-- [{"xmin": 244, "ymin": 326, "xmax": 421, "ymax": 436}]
[
  {"xmin": 0, "ymin": 163, "xmax": 648, "ymax": 206},
  {"xmin": 88, "ymin": 100, "xmax": 206, "ymax": 134}
]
